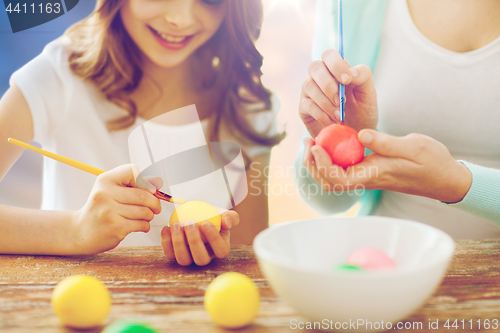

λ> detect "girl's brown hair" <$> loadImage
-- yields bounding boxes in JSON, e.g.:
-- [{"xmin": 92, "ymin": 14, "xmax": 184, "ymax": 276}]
[{"xmin": 65, "ymin": 0, "xmax": 284, "ymax": 155}]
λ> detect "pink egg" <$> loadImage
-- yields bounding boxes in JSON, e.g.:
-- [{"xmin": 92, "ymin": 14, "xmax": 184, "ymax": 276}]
[{"xmin": 346, "ymin": 247, "xmax": 397, "ymax": 271}]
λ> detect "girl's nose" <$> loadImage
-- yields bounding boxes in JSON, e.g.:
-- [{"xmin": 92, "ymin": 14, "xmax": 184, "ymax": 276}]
[{"xmin": 163, "ymin": 0, "xmax": 196, "ymax": 30}]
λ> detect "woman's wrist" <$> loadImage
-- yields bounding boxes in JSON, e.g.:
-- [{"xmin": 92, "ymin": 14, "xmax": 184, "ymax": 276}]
[
  {"xmin": 443, "ymin": 160, "xmax": 472, "ymax": 204},
  {"xmin": 67, "ymin": 209, "xmax": 86, "ymax": 255}
]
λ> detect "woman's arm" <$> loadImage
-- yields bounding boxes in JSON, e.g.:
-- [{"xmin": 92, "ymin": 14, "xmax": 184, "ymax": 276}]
[
  {"xmin": 307, "ymin": 129, "xmax": 500, "ymax": 223},
  {"xmin": 0, "ymin": 85, "xmax": 33, "ymax": 181},
  {"xmin": 0, "ymin": 166, "xmax": 162, "ymax": 256},
  {"xmin": 0, "ymin": 85, "xmax": 78, "ymax": 255},
  {"xmin": 0, "ymin": 87, "xmax": 162, "ymax": 255},
  {"xmin": 0, "ymin": 86, "xmax": 80, "ymax": 255},
  {"xmin": 0, "ymin": 206, "xmax": 81, "ymax": 255},
  {"xmin": 445, "ymin": 161, "xmax": 500, "ymax": 224}
]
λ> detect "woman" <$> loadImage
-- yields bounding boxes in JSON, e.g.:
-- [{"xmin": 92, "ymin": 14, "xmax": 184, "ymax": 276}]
[{"xmin": 297, "ymin": 0, "xmax": 500, "ymax": 238}]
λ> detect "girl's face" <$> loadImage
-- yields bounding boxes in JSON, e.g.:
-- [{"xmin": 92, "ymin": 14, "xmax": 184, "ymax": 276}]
[{"xmin": 120, "ymin": 0, "xmax": 226, "ymax": 69}]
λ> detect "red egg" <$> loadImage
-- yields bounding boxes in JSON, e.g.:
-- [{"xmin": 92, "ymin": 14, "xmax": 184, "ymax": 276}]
[
  {"xmin": 346, "ymin": 247, "xmax": 397, "ymax": 272},
  {"xmin": 315, "ymin": 124, "xmax": 364, "ymax": 168}
]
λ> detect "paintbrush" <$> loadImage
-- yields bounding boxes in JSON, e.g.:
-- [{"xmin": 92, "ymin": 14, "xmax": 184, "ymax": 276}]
[
  {"xmin": 338, "ymin": 0, "xmax": 345, "ymax": 123},
  {"xmin": 7, "ymin": 138, "xmax": 186, "ymax": 205}
]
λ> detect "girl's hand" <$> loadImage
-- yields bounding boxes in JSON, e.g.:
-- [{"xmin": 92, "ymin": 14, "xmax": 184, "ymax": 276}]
[
  {"xmin": 299, "ymin": 49, "xmax": 378, "ymax": 137},
  {"xmin": 303, "ymin": 130, "xmax": 472, "ymax": 203},
  {"xmin": 160, "ymin": 210, "xmax": 240, "ymax": 266},
  {"xmin": 72, "ymin": 164, "xmax": 162, "ymax": 255}
]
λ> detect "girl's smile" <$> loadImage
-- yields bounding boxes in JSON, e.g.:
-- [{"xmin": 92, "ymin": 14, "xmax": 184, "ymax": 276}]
[
  {"xmin": 121, "ymin": 0, "xmax": 226, "ymax": 69},
  {"xmin": 148, "ymin": 26, "xmax": 195, "ymax": 51}
]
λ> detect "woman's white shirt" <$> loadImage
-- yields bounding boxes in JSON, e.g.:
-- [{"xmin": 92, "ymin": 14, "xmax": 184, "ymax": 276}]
[{"xmin": 372, "ymin": 0, "xmax": 500, "ymax": 238}]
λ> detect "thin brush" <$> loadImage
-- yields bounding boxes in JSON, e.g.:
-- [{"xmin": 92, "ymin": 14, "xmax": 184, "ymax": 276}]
[
  {"xmin": 338, "ymin": 0, "xmax": 345, "ymax": 123},
  {"xmin": 7, "ymin": 138, "xmax": 186, "ymax": 205}
]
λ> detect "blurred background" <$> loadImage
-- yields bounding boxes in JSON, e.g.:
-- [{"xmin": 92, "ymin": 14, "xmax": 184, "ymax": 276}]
[
  {"xmin": 258, "ymin": 0, "xmax": 322, "ymax": 224},
  {"xmin": 0, "ymin": 0, "xmax": 322, "ymax": 226}
]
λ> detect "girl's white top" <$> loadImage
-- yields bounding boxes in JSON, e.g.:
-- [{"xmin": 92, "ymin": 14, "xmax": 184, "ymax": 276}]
[
  {"xmin": 10, "ymin": 38, "xmax": 278, "ymax": 246},
  {"xmin": 372, "ymin": 0, "xmax": 500, "ymax": 238}
]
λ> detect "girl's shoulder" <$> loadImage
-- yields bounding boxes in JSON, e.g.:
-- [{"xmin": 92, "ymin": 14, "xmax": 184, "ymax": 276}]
[
  {"xmin": 11, "ymin": 37, "xmax": 77, "ymax": 91},
  {"xmin": 9, "ymin": 37, "xmax": 91, "ymax": 144},
  {"xmin": 39, "ymin": 36, "xmax": 75, "ymax": 74}
]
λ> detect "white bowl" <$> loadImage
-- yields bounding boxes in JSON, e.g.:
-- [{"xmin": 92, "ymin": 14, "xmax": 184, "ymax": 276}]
[{"xmin": 253, "ymin": 216, "xmax": 455, "ymax": 332}]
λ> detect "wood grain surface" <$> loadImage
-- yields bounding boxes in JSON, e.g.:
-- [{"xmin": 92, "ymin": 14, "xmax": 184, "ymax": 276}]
[{"xmin": 1, "ymin": 241, "xmax": 500, "ymax": 333}]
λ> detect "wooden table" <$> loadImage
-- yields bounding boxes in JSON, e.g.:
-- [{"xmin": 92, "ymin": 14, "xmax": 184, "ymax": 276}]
[{"xmin": 1, "ymin": 241, "xmax": 500, "ymax": 333}]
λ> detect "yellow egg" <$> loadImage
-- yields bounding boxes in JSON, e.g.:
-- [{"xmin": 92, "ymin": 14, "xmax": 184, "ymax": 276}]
[
  {"xmin": 51, "ymin": 275, "xmax": 111, "ymax": 329},
  {"xmin": 204, "ymin": 272, "xmax": 260, "ymax": 329},
  {"xmin": 169, "ymin": 201, "xmax": 221, "ymax": 231}
]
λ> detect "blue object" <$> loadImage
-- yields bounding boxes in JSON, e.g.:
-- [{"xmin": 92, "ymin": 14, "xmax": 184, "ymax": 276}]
[{"xmin": 338, "ymin": 0, "xmax": 345, "ymax": 123}]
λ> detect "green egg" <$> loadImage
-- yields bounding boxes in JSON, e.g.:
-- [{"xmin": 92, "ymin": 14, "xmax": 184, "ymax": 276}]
[
  {"xmin": 102, "ymin": 321, "xmax": 158, "ymax": 333},
  {"xmin": 333, "ymin": 263, "xmax": 364, "ymax": 273}
]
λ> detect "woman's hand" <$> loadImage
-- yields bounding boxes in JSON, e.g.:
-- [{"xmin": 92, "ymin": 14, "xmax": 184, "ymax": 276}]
[
  {"xmin": 160, "ymin": 210, "xmax": 240, "ymax": 266},
  {"xmin": 303, "ymin": 130, "xmax": 472, "ymax": 203},
  {"xmin": 299, "ymin": 49, "xmax": 378, "ymax": 137},
  {"xmin": 71, "ymin": 164, "xmax": 162, "ymax": 255}
]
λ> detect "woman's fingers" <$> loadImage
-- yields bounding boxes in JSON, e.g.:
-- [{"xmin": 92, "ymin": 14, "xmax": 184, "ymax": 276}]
[
  {"xmin": 302, "ymin": 137, "xmax": 315, "ymax": 166},
  {"xmin": 307, "ymin": 60, "xmax": 340, "ymax": 105},
  {"xmin": 302, "ymin": 77, "xmax": 339, "ymax": 122},
  {"xmin": 304, "ymin": 146, "xmax": 335, "ymax": 191},
  {"xmin": 111, "ymin": 187, "xmax": 162, "ymax": 214},
  {"xmin": 299, "ymin": 95, "xmax": 335, "ymax": 128},
  {"xmin": 321, "ymin": 49, "xmax": 357, "ymax": 85},
  {"xmin": 117, "ymin": 204, "xmax": 155, "ymax": 221},
  {"xmin": 201, "ymin": 222, "xmax": 230, "ymax": 259},
  {"xmin": 349, "ymin": 64, "xmax": 375, "ymax": 90},
  {"xmin": 143, "ymin": 176, "xmax": 164, "ymax": 190},
  {"xmin": 162, "ymin": 224, "xmax": 212, "ymax": 264},
  {"xmin": 170, "ymin": 222, "xmax": 193, "ymax": 266},
  {"xmin": 359, "ymin": 129, "xmax": 424, "ymax": 159},
  {"xmin": 205, "ymin": 242, "xmax": 216, "ymax": 258},
  {"xmin": 163, "ymin": 221, "xmax": 230, "ymax": 265},
  {"xmin": 101, "ymin": 164, "xmax": 142, "ymax": 189},
  {"xmin": 220, "ymin": 229, "xmax": 230, "ymax": 247},
  {"xmin": 304, "ymin": 137, "xmax": 336, "ymax": 190},
  {"xmin": 120, "ymin": 217, "xmax": 151, "ymax": 234},
  {"xmin": 309, "ymin": 145, "xmax": 361, "ymax": 191},
  {"xmin": 221, "ymin": 211, "xmax": 239, "ymax": 230},
  {"xmin": 184, "ymin": 222, "xmax": 212, "ymax": 266},
  {"xmin": 164, "ymin": 207, "xmax": 237, "ymax": 265},
  {"xmin": 161, "ymin": 227, "xmax": 176, "ymax": 260},
  {"xmin": 310, "ymin": 145, "xmax": 333, "ymax": 169},
  {"xmin": 102, "ymin": 165, "xmax": 162, "ymax": 213}
]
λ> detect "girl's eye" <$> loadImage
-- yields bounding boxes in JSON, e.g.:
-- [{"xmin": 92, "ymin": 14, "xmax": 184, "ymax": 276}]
[{"xmin": 202, "ymin": 0, "xmax": 224, "ymax": 5}]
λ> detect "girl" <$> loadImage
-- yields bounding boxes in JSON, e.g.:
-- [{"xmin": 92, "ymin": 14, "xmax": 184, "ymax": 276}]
[
  {"xmin": 0, "ymin": 0, "xmax": 283, "ymax": 265},
  {"xmin": 297, "ymin": 0, "xmax": 500, "ymax": 238}
]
